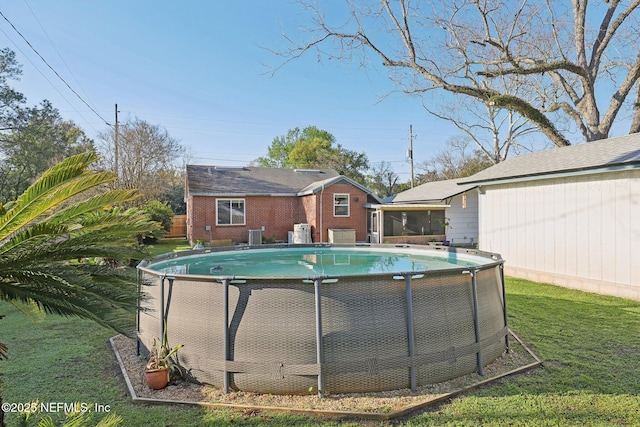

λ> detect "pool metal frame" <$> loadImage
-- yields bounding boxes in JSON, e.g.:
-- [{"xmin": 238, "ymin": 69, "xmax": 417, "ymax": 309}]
[{"xmin": 137, "ymin": 243, "xmax": 507, "ymax": 396}]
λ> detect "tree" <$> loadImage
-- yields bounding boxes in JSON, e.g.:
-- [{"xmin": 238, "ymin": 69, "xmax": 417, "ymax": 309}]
[
  {"xmin": 0, "ymin": 49, "xmax": 94, "ymax": 203},
  {"xmin": 145, "ymin": 199, "xmax": 174, "ymax": 231},
  {"xmin": 422, "ymin": 74, "xmax": 546, "ymax": 164},
  {"xmin": 416, "ymin": 136, "xmax": 494, "ymax": 182},
  {"xmin": 255, "ymin": 128, "xmax": 300, "ymax": 168},
  {"xmin": 254, "ymin": 126, "xmax": 369, "ymax": 183},
  {"xmin": 97, "ymin": 118, "xmax": 184, "ymax": 203},
  {"xmin": 156, "ymin": 169, "xmax": 187, "ymax": 214},
  {"xmin": 0, "ymin": 100, "xmax": 94, "ymax": 203},
  {"xmin": 0, "ymin": 151, "xmax": 160, "ymax": 334},
  {"xmin": 365, "ymin": 161, "xmax": 409, "ymax": 198},
  {"xmin": 0, "ymin": 47, "xmax": 25, "ymax": 133},
  {"xmin": 277, "ymin": 0, "xmax": 640, "ymax": 146}
]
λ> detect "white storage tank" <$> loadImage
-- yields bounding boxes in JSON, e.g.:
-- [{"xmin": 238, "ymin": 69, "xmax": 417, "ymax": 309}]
[{"xmin": 293, "ymin": 223, "xmax": 311, "ymax": 244}]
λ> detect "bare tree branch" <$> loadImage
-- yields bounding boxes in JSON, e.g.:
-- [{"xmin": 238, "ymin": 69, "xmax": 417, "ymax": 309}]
[{"xmin": 272, "ymin": 0, "xmax": 640, "ymax": 146}]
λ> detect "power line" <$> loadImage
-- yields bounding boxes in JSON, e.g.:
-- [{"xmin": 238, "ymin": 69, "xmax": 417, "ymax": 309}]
[
  {"xmin": 0, "ymin": 9, "xmax": 110, "ymax": 127},
  {"xmin": 22, "ymin": 0, "xmax": 95, "ymax": 109}
]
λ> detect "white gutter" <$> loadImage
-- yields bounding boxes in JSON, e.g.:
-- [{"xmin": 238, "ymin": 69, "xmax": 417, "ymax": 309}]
[
  {"xmin": 364, "ymin": 203, "xmax": 451, "ymax": 209},
  {"xmin": 464, "ymin": 163, "xmax": 640, "ymax": 187}
]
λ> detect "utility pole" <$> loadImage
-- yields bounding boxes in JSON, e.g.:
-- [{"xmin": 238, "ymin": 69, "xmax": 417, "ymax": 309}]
[
  {"xmin": 114, "ymin": 103, "xmax": 119, "ymax": 179},
  {"xmin": 409, "ymin": 124, "xmax": 414, "ymax": 188}
]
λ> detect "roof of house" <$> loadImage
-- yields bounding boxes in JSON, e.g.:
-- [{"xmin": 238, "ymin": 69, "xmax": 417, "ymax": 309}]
[
  {"xmin": 186, "ymin": 166, "xmax": 339, "ymax": 195},
  {"xmin": 186, "ymin": 165, "xmax": 381, "ymax": 201},
  {"xmin": 298, "ymin": 175, "xmax": 382, "ymax": 202},
  {"xmin": 383, "ymin": 178, "xmax": 477, "ymax": 204},
  {"xmin": 459, "ymin": 133, "xmax": 640, "ymax": 185}
]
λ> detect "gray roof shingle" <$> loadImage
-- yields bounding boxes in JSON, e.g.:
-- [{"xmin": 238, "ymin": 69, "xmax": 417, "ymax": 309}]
[
  {"xmin": 459, "ymin": 133, "xmax": 640, "ymax": 184},
  {"xmin": 186, "ymin": 166, "xmax": 340, "ymax": 195},
  {"xmin": 384, "ymin": 178, "xmax": 477, "ymax": 204}
]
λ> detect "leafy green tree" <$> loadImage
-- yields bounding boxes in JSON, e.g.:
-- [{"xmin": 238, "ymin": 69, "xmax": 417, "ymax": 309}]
[
  {"xmin": 0, "ymin": 47, "xmax": 25, "ymax": 132},
  {"xmin": 0, "ymin": 100, "xmax": 94, "ymax": 203},
  {"xmin": 160, "ymin": 182, "xmax": 186, "ymax": 215},
  {"xmin": 255, "ymin": 129, "xmax": 297, "ymax": 168},
  {"xmin": 255, "ymin": 126, "xmax": 369, "ymax": 184},
  {"xmin": 156, "ymin": 169, "xmax": 186, "ymax": 214},
  {"xmin": 141, "ymin": 199, "xmax": 175, "ymax": 243},
  {"xmin": 0, "ymin": 151, "xmax": 160, "ymax": 334}
]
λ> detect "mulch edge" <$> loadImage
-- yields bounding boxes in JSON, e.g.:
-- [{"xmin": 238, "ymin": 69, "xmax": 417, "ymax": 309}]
[{"xmin": 109, "ymin": 329, "xmax": 543, "ymax": 421}]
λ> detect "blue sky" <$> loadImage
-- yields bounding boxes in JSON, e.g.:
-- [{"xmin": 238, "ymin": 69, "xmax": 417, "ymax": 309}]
[{"xmin": 1, "ymin": 1, "xmax": 464, "ymax": 180}]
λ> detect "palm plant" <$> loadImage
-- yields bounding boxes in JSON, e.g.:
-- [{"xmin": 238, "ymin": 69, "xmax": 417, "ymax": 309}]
[{"xmin": 0, "ymin": 151, "xmax": 160, "ymax": 334}]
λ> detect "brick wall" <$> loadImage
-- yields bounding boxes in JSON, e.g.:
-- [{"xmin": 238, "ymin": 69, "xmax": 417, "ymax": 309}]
[
  {"xmin": 300, "ymin": 194, "xmax": 318, "ymax": 241},
  {"xmin": 188, "ymin": 195, "xmax": 304, "ymax": 243},
  {"xmin": 316, "ymin": 184, "xmax": 368, "ymax": 242},
  {"xmin": 187, "ymin": 183, "xmax": 369, "ymax": 244}
]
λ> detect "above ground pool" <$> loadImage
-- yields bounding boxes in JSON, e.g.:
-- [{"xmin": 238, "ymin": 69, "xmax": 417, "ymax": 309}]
[
  {"xmin": 147, "ymin": 246, "xmax": 488, "ymax": 277},
  {"xmin": 137, "ymin": 244, "xmax": 508, "ymax": 396}
]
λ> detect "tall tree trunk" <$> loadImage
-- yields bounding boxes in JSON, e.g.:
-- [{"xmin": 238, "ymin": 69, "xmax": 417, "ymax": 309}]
[{"xmin": 630, "ymin": 82, "xmax": 640, "ymax": 134}]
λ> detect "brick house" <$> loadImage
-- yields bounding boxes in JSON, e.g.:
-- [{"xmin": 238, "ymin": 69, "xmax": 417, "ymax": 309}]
[{"xmin": 185, "ymin": 165, "xmax": 381, "ymax": 245}]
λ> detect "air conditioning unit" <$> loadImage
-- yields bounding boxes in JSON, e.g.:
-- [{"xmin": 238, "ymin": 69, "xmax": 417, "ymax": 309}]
[
  {"xmin": 328, "ymin": 229, "xmax": 356, "ymax": 244},
  {"xmin": 248, "ymin": 229, "xmax": 262, "ymax": 245}
]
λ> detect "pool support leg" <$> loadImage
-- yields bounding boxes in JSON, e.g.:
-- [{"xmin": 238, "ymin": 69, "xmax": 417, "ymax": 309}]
[
  {"xmin": 160, "ymin": 276, "xmax": 166, "ymax": 341},
  {"xmin": 136, "ymin": 269, "xmax": 142, "ymax": 357},
  {"xmin": 164, "ymin": 276, "xmax": 175, "ymax": 320},
  {"xmin": 470, "ymin": 268, "xmax": 484, "ymax": 376},
  {"xmin": 223, "ymin": 278, "xmax": 230, "ymax": 394},
  {"xmin": 500, "ymin": 263, "xmax": 510, "ymax": 352},
  {"xmin": 314, "ymin": 278, "xmax": 325, "ymax": 398},
  {"xmin": 404, "ymin": 274, "xmax": 417, "ymax": 392}
]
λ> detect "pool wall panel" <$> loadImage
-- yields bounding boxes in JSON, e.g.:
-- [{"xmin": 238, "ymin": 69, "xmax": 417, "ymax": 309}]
[{"xmin": 137, "ymin": 246, "xmax": 506, "ymax": 395}]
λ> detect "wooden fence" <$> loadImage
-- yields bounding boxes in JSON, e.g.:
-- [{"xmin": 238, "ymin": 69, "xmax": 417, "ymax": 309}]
[{"xmin": 165, "ymin": 214, "xmax": 187, "ymax": 238}]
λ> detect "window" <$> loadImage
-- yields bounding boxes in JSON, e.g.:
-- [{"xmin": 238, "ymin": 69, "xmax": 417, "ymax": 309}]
[
  {"xmin": 333, "ymin": 194, "xmax": 350, "ymax": 217},
  {"xmin": 383, "ymin": 210, "xmax": 446, "ymax": 236},
  {"xmin": 216, "ymin": 199, "xmax": 245, "ymax": 225}
]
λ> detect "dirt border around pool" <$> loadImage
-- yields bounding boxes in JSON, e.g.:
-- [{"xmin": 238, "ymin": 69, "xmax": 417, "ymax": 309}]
[{"xmin": 110, "ymin": 329, "xmax": 542, "ymax": 421}]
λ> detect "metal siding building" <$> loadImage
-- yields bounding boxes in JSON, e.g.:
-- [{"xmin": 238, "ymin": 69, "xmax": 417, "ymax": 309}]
[{"xmin": 461, "ymin": 135, "xmax": 640, "ymax": 300}]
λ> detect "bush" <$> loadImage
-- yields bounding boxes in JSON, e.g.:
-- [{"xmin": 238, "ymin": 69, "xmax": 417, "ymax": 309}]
[
  {"xmin": 139, "ymin": 200, "xmax": 175, "ymax": 244},
  {"xmin": 144, "ymin": 200, "xmax": 174, "ymax": 231}
]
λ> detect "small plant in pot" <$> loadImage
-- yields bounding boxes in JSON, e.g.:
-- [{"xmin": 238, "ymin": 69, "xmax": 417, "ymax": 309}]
[{"xmin": 144, "ymin": 326, "xmax": 183, "ymax": 390}]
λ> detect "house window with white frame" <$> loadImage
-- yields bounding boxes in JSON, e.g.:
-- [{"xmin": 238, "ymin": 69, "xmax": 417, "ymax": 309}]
[
  {"xmin": 333, "ymin": 194, "xmax": 350, "ymax": 217},
  {"xmin": 216, "ymin": 199, "xmax": 245, "ymax": 225}
]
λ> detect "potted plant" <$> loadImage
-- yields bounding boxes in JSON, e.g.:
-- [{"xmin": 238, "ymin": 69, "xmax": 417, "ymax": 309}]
[{"xmin": 144, "ymin": 325, "xmax": 183, "ymax": 390}]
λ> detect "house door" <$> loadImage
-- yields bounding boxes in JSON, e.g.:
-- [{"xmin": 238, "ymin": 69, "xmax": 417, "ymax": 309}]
[{"xmin": 369, "ymin": 211, "xmax": 379, "ymax": 244}]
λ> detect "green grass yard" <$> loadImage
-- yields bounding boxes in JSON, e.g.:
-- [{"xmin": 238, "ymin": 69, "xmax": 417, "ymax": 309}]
[
  {"xmin": 143, "ymin": 237, "xmax": 192, "ymax": 257},
  {"xmin": 1, "ymin": 240, "xmax": 639, "ymax": 426}
]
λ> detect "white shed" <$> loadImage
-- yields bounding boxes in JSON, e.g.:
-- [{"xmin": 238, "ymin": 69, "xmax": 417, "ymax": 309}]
[{"xmin": 460, "ymin": 135, "xmax": 640, "ymax": 300}]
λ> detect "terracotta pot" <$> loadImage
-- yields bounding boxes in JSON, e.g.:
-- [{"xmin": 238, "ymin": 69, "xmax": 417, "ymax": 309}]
[{"xmin": 145, "ymin": 367, "xmax": 170, "ymax": 390}]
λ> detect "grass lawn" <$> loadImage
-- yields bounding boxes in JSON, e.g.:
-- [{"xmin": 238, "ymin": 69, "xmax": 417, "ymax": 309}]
[
  {"xmin": 143, "ymin": 237, "xmax": 192, "ymax": 257},
  {"xmin": 2, "ymin": 239, "xmax": 639, "ymax": 426}
]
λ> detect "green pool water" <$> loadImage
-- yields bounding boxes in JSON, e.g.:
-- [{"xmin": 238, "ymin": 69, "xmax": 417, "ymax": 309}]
[{"xmin": 148, "ymin": 246, "xmax": 486, "ymax": 278}]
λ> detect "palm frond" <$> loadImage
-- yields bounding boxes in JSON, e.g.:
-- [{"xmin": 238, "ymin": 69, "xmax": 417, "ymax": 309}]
[
  {"xmin": 45, "ymin": 189, "xmax": 141, "ymax": 225},
  {"xmin": 0, "ymin": 151, "xmax": 158, "ymax": 334},
  {"xmin": 0, "ymin": 152, "xmax": 116, "ymax": 240},
  {"xmin": 0, "ymin": 222, "xmax": 69, "ymax": 257},
  {"xmin": 0, "ymin": 270, "xmax": 137, "ymax": 335}
]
